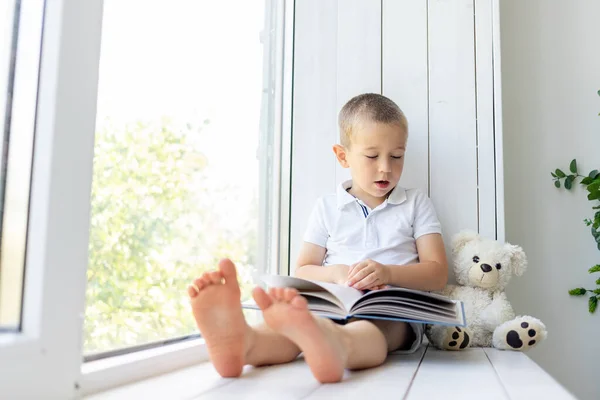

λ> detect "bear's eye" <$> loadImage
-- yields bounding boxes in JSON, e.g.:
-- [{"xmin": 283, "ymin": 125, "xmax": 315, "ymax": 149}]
[
  {"xmin": 472, "ymin": 256, "xmax": 480, "ymax": 263},
  {"xmin": 495, "ymin": 263, "xmax": 502, "ymax": 270}
]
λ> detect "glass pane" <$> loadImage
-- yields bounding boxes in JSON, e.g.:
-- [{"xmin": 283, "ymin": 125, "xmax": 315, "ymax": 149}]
[
  {"xmin": 84, "ymin": 0, "xmax": 281, "ymax": 355},
  {"xmin": 0, "ymin": 0, "xmax": 41, "ymax": 331}
]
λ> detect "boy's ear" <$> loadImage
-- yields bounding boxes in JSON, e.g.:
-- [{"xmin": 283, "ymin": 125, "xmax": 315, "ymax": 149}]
[{"xmin": 333, "ymin": 144, "xmax": 349, "ymax": 168}]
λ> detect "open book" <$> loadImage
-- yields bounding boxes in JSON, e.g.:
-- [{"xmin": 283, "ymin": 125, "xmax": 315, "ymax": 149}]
[{"xmin": 243, "ymin": 275, "xmax": 466, "ymax": 327}]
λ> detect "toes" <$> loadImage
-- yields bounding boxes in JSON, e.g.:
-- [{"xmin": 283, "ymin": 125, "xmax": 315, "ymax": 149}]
[
  {"xmin": 218, "ymin": 258, "xmax": 238, "ymax": 287},
  {"xmin": 273, "ymin": 287, "xmax": 286, "ymax": 301},
  {"xmin": 267, "ymin": 287, "xmax": 279, "ymax": 300},
  {"xmin": 188, "ymin": 285, "xmax": 199, "ymax": 298},
  {"xmin": 194, "ymin": 277, "xmax": 208, "ymax": 289},
  {"xmin": 208, "ymin": 271, "xmax": 223, "ymax": 284},
  {"xmin": 290, "ymin": 295, "xmax": 308, "ymax": 309},
  {"xmin": 283, "ymin": 288, "xmax": 298, "ymax": 302},
  {"xmin": 252, "ymin": 286, "xmax": 273, "ymax": 310},
  {"xmin": 266, "ymin": 287, "xmax": 299, "ymax": 303},
  {"xmin": 188, "ymin": 278, "xmax": 206, "ymax": 298}
]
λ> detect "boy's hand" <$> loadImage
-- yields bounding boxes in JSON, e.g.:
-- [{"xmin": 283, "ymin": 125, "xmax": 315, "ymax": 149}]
[{"xmin": 346, "ymin": 259, "xmax": 390, "ymax": 290}]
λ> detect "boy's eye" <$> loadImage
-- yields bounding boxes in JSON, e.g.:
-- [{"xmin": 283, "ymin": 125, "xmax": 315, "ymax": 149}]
[
  {"xmin": 391, "ymin": 155, "xmax": 403, "ymax": 159},
  {"xmin": 365, "ymin": 155, "xmax": 378, "ymax": 159}
]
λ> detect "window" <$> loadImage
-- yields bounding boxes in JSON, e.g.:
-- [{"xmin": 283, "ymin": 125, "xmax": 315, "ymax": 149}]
[
  {"xmin": 84, "ymin": 0, "xmax": 290, "ymax": 359},
  {"xmin": 0, "ymin": 0, "xmax": 41, "ymax": 331},
  {"xmin": 0, "ymin": 0, "xmax": 292, "ymax": 396}
]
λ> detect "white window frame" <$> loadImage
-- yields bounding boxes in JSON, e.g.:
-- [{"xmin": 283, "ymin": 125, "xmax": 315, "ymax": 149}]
[
  {"xmin": 0, "ymin": 0, "xmax": 295, "ymax": 398},
  {"xmin": 0, "ymin": 0, "xmax": 104, "ymax": 398},
  {"xmin": 81, "ymin": 1, "xmax": 294, "ymax": 395}
]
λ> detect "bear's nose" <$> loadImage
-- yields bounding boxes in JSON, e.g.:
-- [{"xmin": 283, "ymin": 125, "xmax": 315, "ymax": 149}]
[{"xmin": 480, "ymin": 263, "xmax": 492, "ymax": 272}]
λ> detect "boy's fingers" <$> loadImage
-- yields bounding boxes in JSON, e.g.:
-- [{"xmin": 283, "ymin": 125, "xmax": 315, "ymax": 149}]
[
  {"xmin": 348, "ymin": 262, "xmax": 365, "ymax": 280},
  {"xmin": 349, "ymin": 261, "xmax": 363, "ymax": 275},
  {"xmin": 347, "ymin": 266, "xmax": 371, "ymax": 286},
  {"xmin": 353, "ymin": 273, "xmax": 376, "ymax": 289}
]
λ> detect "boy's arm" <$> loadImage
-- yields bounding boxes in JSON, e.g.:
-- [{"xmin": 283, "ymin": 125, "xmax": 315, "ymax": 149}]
[
  {"xmin": 347, "ymin": 233, "xmax": 448, "ymax": 291},
  {"xmin": 294, "ymin": 242, "xmax": 349, "ymax": 285}
]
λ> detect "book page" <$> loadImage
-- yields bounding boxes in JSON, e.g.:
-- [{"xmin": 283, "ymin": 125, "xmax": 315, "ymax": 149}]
[{"xmin": 260, "ymin": 274, "xmax": 363, "ymax": 314}]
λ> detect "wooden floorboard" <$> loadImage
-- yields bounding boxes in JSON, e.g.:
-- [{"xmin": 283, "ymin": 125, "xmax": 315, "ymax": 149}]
[{"xmin": 86, "ymin": 346, "xmax": 574, "ymax": 399}]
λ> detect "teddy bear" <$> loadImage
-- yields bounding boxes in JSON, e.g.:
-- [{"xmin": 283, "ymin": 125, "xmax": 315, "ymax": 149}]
[{"xmin": 425, "ymin": 230, "xmax": 547, "ymax": 351}]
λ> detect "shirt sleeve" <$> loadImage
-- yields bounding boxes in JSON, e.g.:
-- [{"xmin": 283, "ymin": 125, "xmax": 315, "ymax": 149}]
[
  {"xmin": 303, "ymin": 198, "xmax": 329, "ymax": 247},
  {"xmin": 412, "ymin": 190, "xmax": 442, "ymax": 239}
]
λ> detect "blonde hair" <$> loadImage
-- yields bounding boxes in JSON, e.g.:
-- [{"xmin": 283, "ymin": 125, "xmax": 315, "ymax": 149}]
[{"xmin": 338, "ymin": 93, "xmax": 408, "ymax": 147}]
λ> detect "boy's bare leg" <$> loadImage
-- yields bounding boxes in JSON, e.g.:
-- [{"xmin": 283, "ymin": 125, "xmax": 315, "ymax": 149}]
[
  {"xmin": 188, "ymin": 259, "xmax": 301, "ymax": 377},
  {"xmin": 253, "ymin": 288, "xmax": 414, "ymax": 381},
  {"xmin": 188, "ymin": 259, "xmax": 414, "ymax": 381},
  {"xmin": 338, "ymin": 319, "xmax": 413, "ymax": 370}
]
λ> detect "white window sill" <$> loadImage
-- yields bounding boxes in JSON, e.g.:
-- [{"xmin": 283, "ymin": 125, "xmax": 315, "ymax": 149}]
[{"xmin": 79, "ymin": 337, "xmax": 209, "ymax": 396}]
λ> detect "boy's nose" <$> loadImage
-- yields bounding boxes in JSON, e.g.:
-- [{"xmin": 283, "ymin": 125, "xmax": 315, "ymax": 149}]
[{"xmin": 379, "ymin": 160, "xmax": 392, "ymax": 172}]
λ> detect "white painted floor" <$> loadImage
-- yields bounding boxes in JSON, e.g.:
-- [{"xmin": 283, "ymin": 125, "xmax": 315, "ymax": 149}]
[{"xmin": 86, "ymin": 345, "xmax": 575, "ymax": 400}]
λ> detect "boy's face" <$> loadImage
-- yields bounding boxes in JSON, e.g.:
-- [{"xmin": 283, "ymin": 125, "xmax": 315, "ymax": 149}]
[{"xmin": 333, "ymin": 120, "xmax": 407, "ymax": 203}]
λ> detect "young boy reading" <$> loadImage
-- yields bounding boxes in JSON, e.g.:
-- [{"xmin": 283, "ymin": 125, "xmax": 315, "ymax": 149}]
[{"xmin": 187, "ymin": 93, "xmax": 448, "ymax": 383}]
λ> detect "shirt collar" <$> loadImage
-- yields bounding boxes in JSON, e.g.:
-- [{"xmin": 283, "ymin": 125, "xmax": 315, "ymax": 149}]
[{"xmin": 336, "ymin": 180, "xmax": 407, "ymax": 210}]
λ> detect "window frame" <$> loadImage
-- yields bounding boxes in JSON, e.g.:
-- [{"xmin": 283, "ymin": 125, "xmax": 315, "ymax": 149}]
[
  {"xmin": 78, "ymin": 0, "xmax": 295, "ymax": 395},
  {"xmin": 0, "ymin": 0, "xmax": 104, "ymax": 398},
  {"xmin": 0, "ymin": 0, "xmax": 294, "ymax": 396}
]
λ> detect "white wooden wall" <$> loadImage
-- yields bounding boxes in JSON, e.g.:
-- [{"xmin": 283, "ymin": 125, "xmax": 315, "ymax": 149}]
[{"xmin": 289, "ymin": 0, "xmax": 504, "ymax": 275}]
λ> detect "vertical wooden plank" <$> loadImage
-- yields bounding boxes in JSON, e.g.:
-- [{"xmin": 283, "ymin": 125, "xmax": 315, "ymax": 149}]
[
  {"xmin": 306, "ymin": 346, "xmax": 426, "ymax": 399},
  {"xmin": 289, "ymin": 0, "xmax": 338, "ymax": 273},
  {"xmin": 382, "ymin": 0, "xmax": 429, "ymax": 194},
  {"xmin": 483, "ymin": 349, "xmax": 577, "ymax": 400},
  {"xmin": 406, "ymin": 348, "xmax": 508, "ymax": 399},
  {"xmin": 335, "ymin": 0, "xmax": 382, "ymax": 185},
  {"xmin": 475, "ymin": 0, "xmax": 497, "ymax": 240},
  {"xmin": 428, "ymin": 0, "xmax": 478, "ymax": 247}
]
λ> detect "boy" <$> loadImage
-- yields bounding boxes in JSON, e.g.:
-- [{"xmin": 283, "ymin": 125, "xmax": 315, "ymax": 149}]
[{"xmin": 187, "ymin": 93, "xmax": 448, "ymax": 383}]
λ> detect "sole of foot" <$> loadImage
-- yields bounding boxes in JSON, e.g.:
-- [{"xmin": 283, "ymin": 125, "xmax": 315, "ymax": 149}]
[{"xmin": 252, "ymin": 286, "xmax": 346, "ymax": 383}]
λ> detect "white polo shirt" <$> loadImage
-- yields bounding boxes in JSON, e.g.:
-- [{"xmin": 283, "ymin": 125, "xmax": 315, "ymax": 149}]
[{"xmin": 303, "ymin": 180, "xmax": 442, "ymax": 267}]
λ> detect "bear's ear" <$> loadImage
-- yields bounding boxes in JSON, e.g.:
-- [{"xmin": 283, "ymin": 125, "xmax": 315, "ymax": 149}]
[
  {"xmin": 452, "ymin": 230, "xmax": 479, "ymax": 254},
  {"xmin": 505, "ymin": 243, "xmax": 528, "ymax": 276}
]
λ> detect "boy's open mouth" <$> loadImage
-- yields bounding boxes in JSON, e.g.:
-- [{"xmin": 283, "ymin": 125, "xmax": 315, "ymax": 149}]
[{"xmin": 375, "ymin": 180, "xmax": 390, "ymax": 189}]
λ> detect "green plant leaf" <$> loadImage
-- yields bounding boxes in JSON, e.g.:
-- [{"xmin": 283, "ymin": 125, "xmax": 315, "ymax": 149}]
[
  {"xmin": 596, "ymin": 277, "xmax": 600, "ymax": 285},
  {"xmin": 555, "ymin": 180, "xmax": 561, "ymax": 188},
  {"xmin": 581, "ymin": 177, "xmax": 593, "ymax": 185},
  {"xmin": 597, "ymin": 89, "xmax": 600, "ymax": 97},
  {"xmin": 589, "ymin": 296, "xmax": 598, "ymax": 313},
  {"xmin": 565, "ymin": 175, "xmax": 575, "ymax": 190},
  {"xmin": 570, "ymin": 159, "xmax": 577, "ymax": 174},
  {"xmin": 590, "ymin": 265, "xmax": 600, "ymax": 273},
  {"xmin": 588, "ymin": 181, "xmax": 600, "ymax": 193},
  {"xmin": 569, "ymin": 288, "xmax": 587, "ymax": 295},
  {"xmin": 594, "ymin": 289, "xmax": 600, "ymax": 295},
  {"xmin": 588, "ymin": 191, "xmax": 600, "ymax": 201},
  {"xmin": 551, "ymin": 172, "xmax": 557, "ymax": 178},
  {"xmin": 555, "ymin": 169, "xmax": 566, "ymax": 178},
  {"xmin": 589, "ymin": 170, "xmax": 599, "ymax": 179}
]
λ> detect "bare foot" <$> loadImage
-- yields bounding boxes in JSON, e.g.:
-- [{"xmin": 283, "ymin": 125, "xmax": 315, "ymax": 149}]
[
  {"xmin": 188, "ymin": 259, "xmax": 247, "ymax": 377},
  {"xmin": 252, "ymin": 286, "xmax": 347, "ymax": 383}
]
